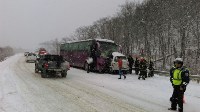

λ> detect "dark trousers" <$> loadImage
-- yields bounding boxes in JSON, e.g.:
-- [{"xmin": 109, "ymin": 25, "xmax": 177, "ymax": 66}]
[
  {"xmin": 119, "ymin": 69, "xmax": 123, "ymax": 78},
  {"xmin": 171, "ymin": 85, "xmax": 184, "ymax": 112},
  {"xmin": 135, "ymin": 67, "xmax": 139, "ymax": 75},
  {"xmin": 129, "ymin": 65, "xmax": 133, "ymax": 74},
  {"xmin": 139, "ymin": 70, "xmax": 147, "ymax": 78},
  {"xmin": 119, "ymin": 69, "xmax": 125, "ymax": 78},
  {"xmin": 88, "ymin": 56, "xmax": 97, "ymax": 72}
]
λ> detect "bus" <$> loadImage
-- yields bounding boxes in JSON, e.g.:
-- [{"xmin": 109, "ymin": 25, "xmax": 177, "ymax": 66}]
[{"xmin": 60, "ymin": 39, "xmax": 119, "ymax": 72}]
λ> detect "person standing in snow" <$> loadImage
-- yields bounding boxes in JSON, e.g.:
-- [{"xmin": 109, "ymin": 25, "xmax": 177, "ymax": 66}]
[
  {"xmin": 134, "ymin": 57, "xmax": 140, "ymax": 75},
  {"xmin": 128, "ymin": 55, "xmax": 134, "ymax": 74},
  {"xmin": 148, "ymin": 60, "xmax": 154, "ymax": 77},
  {"xmin": 168, "ymin": 58, "xmax": 190, "ymax": 112},
  {"xmin": 138, "ymin": 57, "xmax": 147, "ymax": 80},
  {"xmin": 118, "ymin": 57, "xmax": 126, "ymax": 79},
  {"xmin": 88, "ymin": 39, "xmax": 98, "ymax": 72}
]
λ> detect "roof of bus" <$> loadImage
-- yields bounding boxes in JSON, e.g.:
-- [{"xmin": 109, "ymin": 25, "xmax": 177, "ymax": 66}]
[{"xmin": 61, "ymin": 39, "xmax": 115, "ymax": 45}]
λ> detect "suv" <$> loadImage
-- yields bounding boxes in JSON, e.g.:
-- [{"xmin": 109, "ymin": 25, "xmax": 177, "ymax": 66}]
[
  {"xmin": 109, "ymin": 52, "xmax": 129, "ymax": 74},
  {"xmin": 35, "ymin": 55, "xmax": 70, "ymax": 78}
]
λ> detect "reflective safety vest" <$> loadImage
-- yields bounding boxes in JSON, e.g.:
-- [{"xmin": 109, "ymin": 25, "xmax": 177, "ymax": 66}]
[{"xmin": 172, "ymin": 69, "xmax": 182, "ymax": 85}]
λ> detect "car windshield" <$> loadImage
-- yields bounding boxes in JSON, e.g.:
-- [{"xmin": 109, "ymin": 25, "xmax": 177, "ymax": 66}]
[{"xmin": 114, "ymin": 56, "xmax": 127, "ymax": 62}]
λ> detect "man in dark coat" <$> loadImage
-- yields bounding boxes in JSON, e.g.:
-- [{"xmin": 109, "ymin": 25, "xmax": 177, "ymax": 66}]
[
  {"xmin": 128, "ymin": 55, "xmax": 134, "ymax": 74},
  {"xmin": 88, "ymin": 40, "xmax": 98, "ymax": 72},
  {"xmin": 148, "ymin": 60, "xmax": 154, "ymax": 77},
  {"xmin": 134, "ymin": 57, "xmax": 140, "ymax": 75},
  {"xmin": 138, "ymin": 57, "xmax": 147, "ymax": 80}
]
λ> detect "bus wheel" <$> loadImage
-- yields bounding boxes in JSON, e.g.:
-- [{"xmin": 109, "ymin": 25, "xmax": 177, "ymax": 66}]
[{"xmin": 98, "ymin": 68, "xmax": 104, "ymax": 73}]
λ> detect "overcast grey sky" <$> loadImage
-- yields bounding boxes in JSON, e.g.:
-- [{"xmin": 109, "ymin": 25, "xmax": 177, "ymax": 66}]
[{"xmin": 0, "ymin": 0, "xmax": 143, "ymax": 50}]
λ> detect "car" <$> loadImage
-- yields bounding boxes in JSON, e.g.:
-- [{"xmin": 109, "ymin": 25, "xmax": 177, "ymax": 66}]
[
  {"xmin": 25, "ymin": 53, "xmax": 37, "ymax": 63},
  {"xmin": 35, "ymin": 54, "xmax": 70, "ymax": 78},
  {"xmin": 109, "ymin": 52, "xmax": 129, "ymax": 74}
]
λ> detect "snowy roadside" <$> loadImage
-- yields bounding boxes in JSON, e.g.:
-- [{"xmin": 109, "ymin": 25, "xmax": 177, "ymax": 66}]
[
  {"xmin": 67, "ymin": 68, "xmax": 200, "ymax": 112},
  {"xmin": 0, "ymin": 54, "xmax": 33, "ymax": 112}
]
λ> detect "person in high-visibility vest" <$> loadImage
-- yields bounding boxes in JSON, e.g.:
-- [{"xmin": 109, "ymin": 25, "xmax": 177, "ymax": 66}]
[{"xmin": 168, "ymin": 58, "xmax": 190, "ymax": 112}]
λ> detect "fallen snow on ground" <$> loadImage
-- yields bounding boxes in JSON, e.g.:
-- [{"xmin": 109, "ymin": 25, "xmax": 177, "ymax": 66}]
[
  {"xmin": 69, "ymin": 68, "xmax": 200, "ymax": 112},
  {"xmin": 0, "ymin": 54, "xmax": 199, "ymax": 112}
]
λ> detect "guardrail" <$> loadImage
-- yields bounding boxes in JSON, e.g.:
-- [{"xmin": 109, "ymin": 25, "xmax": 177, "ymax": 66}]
[{"xmin": 154, "ymin": 70, "xmax": 200, "ymax": 84}]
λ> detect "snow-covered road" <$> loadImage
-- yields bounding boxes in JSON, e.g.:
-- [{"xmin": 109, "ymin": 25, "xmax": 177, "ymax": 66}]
[{"xmin": 0, "ymin": 54, "xmax": 200, "ymax": 112}]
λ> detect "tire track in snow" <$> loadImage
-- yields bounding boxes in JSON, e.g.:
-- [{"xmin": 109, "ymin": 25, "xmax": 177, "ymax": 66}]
[{"xmin": 12, "ymin": 57, "xmax": 98, "ymax": 112}]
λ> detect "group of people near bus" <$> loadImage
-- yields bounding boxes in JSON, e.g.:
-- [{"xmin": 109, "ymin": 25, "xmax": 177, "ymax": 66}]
[{"xmin": 126, "ymin": 55, "xmax": 154, "ymax": 80}]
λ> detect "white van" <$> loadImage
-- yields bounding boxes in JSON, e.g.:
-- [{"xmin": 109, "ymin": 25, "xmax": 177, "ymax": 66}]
[{"xmin": 109, "ymin": 52, "xmax": 129, "ymax": 74}]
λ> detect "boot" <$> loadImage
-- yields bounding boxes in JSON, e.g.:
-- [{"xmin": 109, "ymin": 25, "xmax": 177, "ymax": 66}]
[
  {"xmin": 124, "ymin": 75, "xmax": 126, "ymax": 79},
  {"xmin": 178, "ymin": 108, "xmax": 183, "ymax": 112},
  {"xmin": 142, "ymin": 75, "xmax": 145, "ymax": 80},
  {"xmin": 168, "ymin": 108, "xmax": 176, "ymax": 111}
]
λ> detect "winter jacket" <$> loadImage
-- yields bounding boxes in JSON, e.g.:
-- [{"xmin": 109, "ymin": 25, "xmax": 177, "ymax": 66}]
[
  {"xmin": 118, "ymin": 59, "xmax": 123, "ymax": 69},
  {"xmin": 139, "ymin": 60, "xmax": 147, "ymax": 71},
  {"xmin": 135, "ymin": 59, "xmax": 140, "ymax": 67},
  {"xmin": 128, "ymin": 56, "xmax": 134, "ymax": 66},
  {"xmin": 148, "ymin": 61, "xmax": 154, "ymax": 70}
]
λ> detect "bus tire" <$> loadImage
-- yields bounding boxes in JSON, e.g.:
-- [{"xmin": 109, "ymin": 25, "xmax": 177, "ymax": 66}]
[{"xmin": 98, "ymin": 68, "xmax": 104, "ymax": 73}]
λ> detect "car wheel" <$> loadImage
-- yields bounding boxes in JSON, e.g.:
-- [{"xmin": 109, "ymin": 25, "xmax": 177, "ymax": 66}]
[
  {"xmin": 41, "ymin": 70, "xmax": 46, "ymax": 78},
  {"xmin": 35, "ymin": 68, "xmax": 39, "ymax": 73}
]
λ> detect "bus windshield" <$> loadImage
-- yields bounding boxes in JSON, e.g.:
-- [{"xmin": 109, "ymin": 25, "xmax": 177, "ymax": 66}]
[{"xmin": 98, "ymin": 42, "xmax": 118, "ymax": 57}]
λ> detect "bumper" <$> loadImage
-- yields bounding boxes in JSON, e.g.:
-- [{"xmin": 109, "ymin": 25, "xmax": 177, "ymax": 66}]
[
  {"xmin": 46, "ymin": 69, "xmax": 64, "ymax": 72},
  {"xmin": 26, "ymin": 60, "xmax": 36, "ymax": 62}
]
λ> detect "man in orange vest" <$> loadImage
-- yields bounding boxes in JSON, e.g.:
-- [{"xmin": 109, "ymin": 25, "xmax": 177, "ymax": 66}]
[{"xmin": 118, "ymin": 57, "xmax": 126, "ymax": 79}]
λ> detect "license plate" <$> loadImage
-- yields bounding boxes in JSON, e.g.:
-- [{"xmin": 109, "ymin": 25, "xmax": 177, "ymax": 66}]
[
  {"xmin": 48, "ymin": 69, "xmax": 61, "ymax": 71},
  {"xmin": 54, "ymin": 69, "xmax": 61, "ymax": 71}
]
